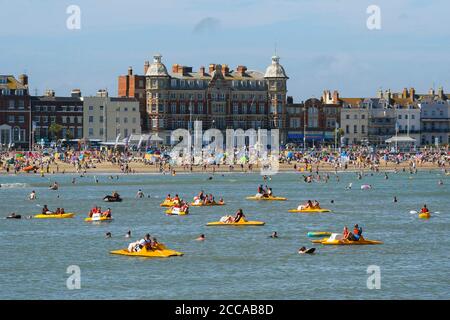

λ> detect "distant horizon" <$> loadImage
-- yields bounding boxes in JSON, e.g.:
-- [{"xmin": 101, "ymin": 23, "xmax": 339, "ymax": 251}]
[{"xmin": 2, "ymin": 0, "xmax": 449, "ymax": 101}]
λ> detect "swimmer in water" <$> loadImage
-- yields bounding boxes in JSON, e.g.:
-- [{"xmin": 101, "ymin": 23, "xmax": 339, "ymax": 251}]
[
  {"xmin": 29, "ymin": 190, "xmax": 36, "ymax": 200},
  {"xmin": 136, "ymin": 189, "xmax": 144, "ymax": 198},
  {"xmin": 125, "ymin": 230, "xmax": 131, "ymax": 238},
  {"xmin": 196, "ymin": 234, "xmax": 206, "ymax": 241},
  {"xmin": 438, "ymin": 180, "xmax": 443, "ymax": 185},
  {"xmin": 105, "ymin": 232, "xmax": 112, "ymax": 238},
  {"xmin": 270, "ymin": 231, "xmax": 278, "ymax": 238},
  {"xmin": 393, "ymin": 196, "xmax": 398, "ymax": 203}
]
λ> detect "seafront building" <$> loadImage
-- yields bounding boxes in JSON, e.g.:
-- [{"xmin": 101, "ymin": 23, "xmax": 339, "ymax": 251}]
[
  {"xmin": 83, "ymin": 90, "xmax": 141, "ymax": 143},
  {"xmin": 3, "ymin": 57, "xmax": 450, "ymax": 150},
  {"xmin": 30, "ymin": 89, "xmax": 84, "ymax": 144},
  {"xmin": 285, "ymin": 95, "xmax": 341, "ymax": 147},
  {"xmin": 118, "ymin": 54, "xmax": 289, "ymax": 144},
  {"xmin": 0, "ymin": 74, "xmax": 30, "ymax": 149}
]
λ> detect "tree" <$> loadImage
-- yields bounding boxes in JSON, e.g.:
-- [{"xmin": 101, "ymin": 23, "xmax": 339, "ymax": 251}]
[
  {"xmin": 65, "ymin": 129, "xmax": 74, "ymax": 140},
  {"xmin": 49, "ymin": 123, "xmax": 63, "ymax": 140}
]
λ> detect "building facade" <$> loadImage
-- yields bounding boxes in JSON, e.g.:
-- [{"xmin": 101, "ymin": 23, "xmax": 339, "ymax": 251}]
[
  {"xmin": 0, "ymin": 74, "xmax": 30, "ymax": 149},
  {"xmin": 118, "ymin": 67, "xmax": 147, "ymax": 132},
  {"xmin": 286, "ymin": 96, "xmax": 341, "ymax": 147},
  {"xmin": 119, "ymin": 54, "xmax": 288, "ymax": 145},
  {"xmin": 83, "ymin": 91, "xmax": 141, "ymax": 142},
  {"xmin": 30, "ymin": 89, "xmax": 84, "ymax": 144},
  {"xmin": 419, "ymin": 96, "xmax": 450, "ymax": 145}
]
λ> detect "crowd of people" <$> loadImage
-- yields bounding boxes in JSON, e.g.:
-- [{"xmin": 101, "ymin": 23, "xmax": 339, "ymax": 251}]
[{"xmin": 1, "ymin": 145, "xmax": 449, "ymax": 175}]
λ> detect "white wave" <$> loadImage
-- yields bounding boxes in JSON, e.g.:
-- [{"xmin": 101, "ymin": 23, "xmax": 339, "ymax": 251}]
[{"xmin": 0, "ymin": 183, "xmax": 30, "ymax": 189}]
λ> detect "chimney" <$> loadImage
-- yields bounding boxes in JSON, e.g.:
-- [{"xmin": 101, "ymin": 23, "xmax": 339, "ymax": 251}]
[
  {"xmin": 172, "ymin": 64, "xmax": 181, "ymax": 73},
  {"xmin": 19, "ymin": 74, "xmax": 28, "ymax": 87},
  {"xmin": 128, "ymin": 66, "xmax": 133, "ymax": 76},
  {"xmin": 409, "ymin": 88, "xmax": 415, "ymax": 102},
  {"xmin": 385, "ymin": 89, "xmax": 391, "ymax": 100},
  {"xmin": 44, "ymin": 89, "xmax": 55, "ymax": 97},
  {"xmin": 402, "ymin": 88, "xmax": 408, "ymax": 99},
  {"xmin": 429, "ymin": 88, "xmax": 435, "ymax": 96},
  {"xmin": 182, "ymin": 66, "xmax": 192, "ymax": 75},
  {"xmin": 332, "ymin": 90, "xmax": 339, "ymax": 104},
  {"xmin": 96, "ymin": 89, "xmax": 108, "ymax": 97},
  {"xmin": 144, "ymin": 61, "xmax": 150, "ymax": 74},
  {"xmin": 438, "ymin": 86, "xmax": 444, "ymax": 99},
  {"xmin": 209, "ymin": 64, "xmax": 215, "ymax": 74},
  {"xmin": 287, "ymin": 96, "xmax": 293, "ymax": 104},
  {"xmin": 71, "ymin": 89, "xmax": 81, "ymax": 98},
  {"xmin": 236, "ymin": 65, "xmax": 247, "ymax": 75},
  {"xmin": 221, "ymin": 64, "xmax": 229, "ymax": 76},
  {"xmin": 199, "ymin": 66, "xmax": 206, "ymax": 76}
]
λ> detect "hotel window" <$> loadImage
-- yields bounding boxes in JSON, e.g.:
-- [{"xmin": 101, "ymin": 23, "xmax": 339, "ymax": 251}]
[
  {"xmin": 89, "ymin": 128, "xmax": 94, "ymax": 136},
  {"xmin": 78, "ymin": 116, "xmax": 82, "ymax": 123},
  {"xmin": 76, "ymin": 128, "xmax": 82, "ymax": 138},
  {"xmin": 50, "ymin": 116, "xmax": 56, "ymax": 124},
  {"xmin": 346, "ymin": 125, "xmax": 349, "ymax": 134},
  {"xmin": 233, "ymin": 103, "xmax": 238, "ymax": 114},
  {"xmin": 270, "ymin": 105, "xmax": 276, "ymax": 114},
  {"xmin": 198, "ymin": 102, "xmax": 203, "ymax": 114},
  {"xmin": 412, "ymin": 114, "xmax": 415, "ymax": 119},
  {"xmin": 250, "ymin": 104, "xmax": 256, "ymax": 114},
  {"xmin": 8, "ymin": 100, "xmax": 14, "ymax": 109},
  {"xmin": 180, "ymin": 80, "xmax": 185, "ymax": 87},
  {"xmin": 158, "ymin": 104, "xmax": 164, "ymax": 112},
  {"xmin": 353, "ymin": 125, "xmax": 357, "ymax": 133},
  {"xmin": 124, "ymin": 117, "xmax": 128, "ymax": 124},
  {"xmin": 88, "ymin": 116, "xmax": 93, "ymax": 123},
  {"xmin": 159, "ymin": 119, "xmax": 165, "ymax": 128},
  {"xmin": 89, "ymin": 106, "xmax": 93, "ymax": 111},
  {"xmin": 346, "ymin": 114, "xmax": 350, "ymax": 119},
  {"xmin": 354, "ymin": 114, "xmax": 358, "ymax": 119},
  {"xmin": 198, "ymin": 93, "xmax": 203, "ymax": 100},
  {"xmin": 33, "ymin": 116, "xmax": 40, "ymax": 123},
  {"xmin": 116, "ymin": 128, "xmax": 120, "ymax": 136},
  {"xmin": 171, "ymin": 79, "xmax": 177, "ymax": 87},
  {"xmin": 152, "ymin": 119, "xmax": 158, "ymax": 128},
  {"xmin": 259, "ymin": 104, "xmax": 265, "ymax": 114},
  {"xmin": 42, "ymin": 116, "xmax": 48, "ymax": 123},
  {"xmin": 18, "ymin": 100, "xmax": 25, "ymax": 109},
  {"xmin": 179, "ymin": 93, "xmax": 184, "ymax": 99},
  {"xmin": 124, "ymin": 129, "xmax": 128, "ymax": 137},
  {"xmin": 398, "ymin": 115, "xmax": 402, "ymax": 119},
  {"xmin": 361, "ymin": 125, "xmax": 365, "ymax": 134},
  {"xmin": 99, "ymin": 116, "xmax": 104, "ymax": 123},
  {"xmin": 62, "ymin": 128, "xmax": 67, "ymax": 137},
  {"xmin": 116, "ymin": 117, "xmax": 120, "ymax": 123},
  {"xmin": 132, "ymin": 117, "xmax": 136, "ymax": 124},
  {"xmin": 99, "ymin": 128, "xmax": 104, "ymax": 136},
  {"xmin": 8, "ymin": 115, "xmax": 14, "ymax": 123},
  {"xmin": 2, "ymin": 88, "xmax": 10, "ymax": 95},
  {"xmin": 242, "ymin": 103, "xmax": 248, "ymax": 114},
  {"xmin": 180, "ymin": 104, "xmax": 186, "ymax": 114},
  {"xmin": 171, "ymin": 103, "xmax": 176, "ymax": 113}
]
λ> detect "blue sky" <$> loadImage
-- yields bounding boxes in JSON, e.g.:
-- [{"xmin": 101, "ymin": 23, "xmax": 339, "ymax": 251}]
[{"xmin": 1, "ymin": 0, "xmax": 449, "ymax": 101}]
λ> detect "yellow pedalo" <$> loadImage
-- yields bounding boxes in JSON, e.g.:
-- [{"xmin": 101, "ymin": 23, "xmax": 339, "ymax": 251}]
[
  {"xmin": 110, "ymin": 243, "xmax": 183, "ymax": 258},
  {"xmin": 85, "ymin": 213, "xmax": 113, "ymax": 222},
  {"xmin": 311, "ymin": 233, "xmax": 382, "ymax": 245},
  {"xmin": 418, "ymin": 211, "xmax": 431, "ymax": 219},
  {"xmin": 165, "ymin": 207, "xmax": 188, "ymax": 215},
  {"xmin": 206, "ymin": 218, "xmax": 265, "ymax": 226},
  {"xmin": 34, "ymin": 213, "xmax": 75, "ymax": 219},
  {"xmin": 288, "ymin": 208, "xmax": 331, "ymax": 213}
]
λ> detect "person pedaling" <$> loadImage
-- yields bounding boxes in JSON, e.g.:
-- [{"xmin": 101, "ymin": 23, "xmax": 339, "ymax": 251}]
[{"xmin": 127, "ymin": 234, "xmax": 159, "ymax": 253}]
